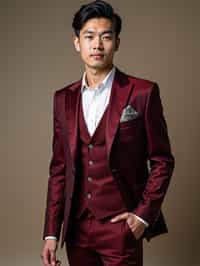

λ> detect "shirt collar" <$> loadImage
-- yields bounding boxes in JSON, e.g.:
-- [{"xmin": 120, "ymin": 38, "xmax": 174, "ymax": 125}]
[{"xmin": 81, "ymin": 66, "xmax": 116, "ymax": 93}]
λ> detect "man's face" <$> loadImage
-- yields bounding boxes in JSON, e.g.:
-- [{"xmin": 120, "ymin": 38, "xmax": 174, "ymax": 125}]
[{"xmin": 73, "ymin": 17, "xmax": 120, "ymax": 71}]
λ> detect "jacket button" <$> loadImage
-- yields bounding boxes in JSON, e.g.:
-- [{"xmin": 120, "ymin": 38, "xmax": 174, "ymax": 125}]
[{"xmin": 89, "ymin": 160, "xmax": 94, "ymax": 165}]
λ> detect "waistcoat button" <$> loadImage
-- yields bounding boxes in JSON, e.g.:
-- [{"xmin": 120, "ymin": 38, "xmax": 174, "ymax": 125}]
[
  {"xmin": 87, "ymin": 176, "xmax": 92, "ymax": 182},
  {"xmin": 87, "ymin": 192, "xmax": 92, "ymax": 199},
  {"xmin": 88, "ymin": 144, "xmax": 93, "ymax": 149}
]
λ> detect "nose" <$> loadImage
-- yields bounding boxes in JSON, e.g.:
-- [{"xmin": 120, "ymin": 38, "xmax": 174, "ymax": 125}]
[{"xmin": 93, "ymin": 36, "xmax": 103, "ymax": 50}]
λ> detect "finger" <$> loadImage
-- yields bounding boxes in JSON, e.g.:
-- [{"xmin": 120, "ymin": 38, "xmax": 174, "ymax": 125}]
[
  {"xmin": 56, "ymin": 260, "xmax": 61, "ymax": 266},
  {"xmin": 50, "ymin": 250, "xmax": 56, "ymax": 266},
  {"xmin": 110, "ymin": 212, "xmax": 129, "ymax": 222},
  {"xmin": 43, "ymin": 249, "xmax": 51, "ymax": 266}
]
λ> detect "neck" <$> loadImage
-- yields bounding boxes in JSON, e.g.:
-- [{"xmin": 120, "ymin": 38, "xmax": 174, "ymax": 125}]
[{"xmin": 84, "ymin": 64, "xmax": 113, "ymax": 89}]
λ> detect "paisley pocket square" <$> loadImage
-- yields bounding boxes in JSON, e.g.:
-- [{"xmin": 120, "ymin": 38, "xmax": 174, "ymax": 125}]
[{"xmin": 120, "ymin": 105, "xmax": 139, "ymax": 122}]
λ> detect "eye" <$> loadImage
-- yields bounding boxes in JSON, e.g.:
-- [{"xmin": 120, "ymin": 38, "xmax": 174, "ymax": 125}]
[
  {"xmin": 103, "ymin": 35, "xmax": 112, "ymax": 40},
  {"xmin": 85, "ymin": 35, "xmax": 93, "ymax": 39}
]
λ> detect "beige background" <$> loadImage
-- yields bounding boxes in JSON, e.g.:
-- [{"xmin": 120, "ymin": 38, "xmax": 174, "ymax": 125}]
[{"xmin": 0, "ymin": 0, "xmax": 199, "ymax": 265}]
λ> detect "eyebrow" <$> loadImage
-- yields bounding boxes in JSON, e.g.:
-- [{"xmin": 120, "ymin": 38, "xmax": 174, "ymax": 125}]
[{"xmin": 82, "ymin": 30, "xmax": 114, "ymax": 35}]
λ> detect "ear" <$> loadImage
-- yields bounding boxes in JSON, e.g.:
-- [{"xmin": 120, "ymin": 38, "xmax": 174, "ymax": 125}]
[
  {"xmin": 115, "ymin": 37, "xmax": 120, "ymax": 51},
  {"xmin": 73, "ymin": 36, "xmax": 80, "ymax": 52}
]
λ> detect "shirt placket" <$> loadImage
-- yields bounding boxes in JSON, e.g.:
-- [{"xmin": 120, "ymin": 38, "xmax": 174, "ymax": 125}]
[{"xmin": 88, "ymin": 90, "xmax": 98, "ymax": 136}]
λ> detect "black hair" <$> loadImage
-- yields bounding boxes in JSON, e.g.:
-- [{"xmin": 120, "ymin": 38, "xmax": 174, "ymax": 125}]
[{"xmin": 72, "ymin": 0, "xmax": 122, "ymax": 38}]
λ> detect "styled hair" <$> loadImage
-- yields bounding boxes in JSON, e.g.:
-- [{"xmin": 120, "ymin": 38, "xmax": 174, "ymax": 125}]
[{"xmin": 72, "ymin": 0, "xmax": 122, "ymax": 38}]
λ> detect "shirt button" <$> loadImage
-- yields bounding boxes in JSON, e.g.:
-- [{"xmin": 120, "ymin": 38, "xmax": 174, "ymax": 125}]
[
  {"xmin": 88, "ymin": 144, "xmax": 93, "ymax": 149},
  {"xmin": 89, "ymin": 160, "xmax": 94, "ymax": 165},
  {"xmin": 87, "ymin": 176, "xmax": 92, "ymax": 182},
  {"xmin": 87, "ymin": 192, "xmax": 92, "ymax": 199}
]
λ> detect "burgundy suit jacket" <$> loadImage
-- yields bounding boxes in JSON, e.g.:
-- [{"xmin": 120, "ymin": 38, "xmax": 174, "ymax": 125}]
[{"xmin": 43, "ymin": 67, "xmax": 175, "ymax": 248}]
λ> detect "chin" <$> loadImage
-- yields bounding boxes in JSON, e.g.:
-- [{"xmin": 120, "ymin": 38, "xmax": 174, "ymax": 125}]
[{"xmin": 92, "ymin": 61, "xmax": 109, "ymax": 68}]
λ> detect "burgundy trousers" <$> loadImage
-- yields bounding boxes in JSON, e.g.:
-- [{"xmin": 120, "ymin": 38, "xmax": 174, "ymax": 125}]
[{"xmin": 65, "ymin": 209, "xmax": 143, "ymax": 266}]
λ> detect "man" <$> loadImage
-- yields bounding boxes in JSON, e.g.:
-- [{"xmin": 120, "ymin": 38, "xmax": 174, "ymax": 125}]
[{"xmin": 41, "ymin": 1, "xmax": 175, "ymax": 265}]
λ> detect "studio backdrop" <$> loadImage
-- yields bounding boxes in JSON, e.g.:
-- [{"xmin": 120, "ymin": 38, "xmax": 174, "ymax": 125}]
[{"xmin": 0, "ymin": 1, "xmax": 199, "ymax": 266}]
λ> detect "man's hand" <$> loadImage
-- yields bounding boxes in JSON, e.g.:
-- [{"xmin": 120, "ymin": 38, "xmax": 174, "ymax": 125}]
[
  {"xmin": 40, "ymin": 239, "xmax": 58, "ymax": 266},
  {"xmin": 110, "ymin": 212, "xmax": 146, "ymax": 240}
]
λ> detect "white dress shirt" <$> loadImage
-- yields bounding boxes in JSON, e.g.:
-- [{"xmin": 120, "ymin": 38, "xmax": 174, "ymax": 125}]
[
  {"xmin": 45, "ymin": 66, "xmax": 148, "ymax": 241},
  {"xmin": 81, "ymin": 65, "xmax": 115, "ymax": 136}
]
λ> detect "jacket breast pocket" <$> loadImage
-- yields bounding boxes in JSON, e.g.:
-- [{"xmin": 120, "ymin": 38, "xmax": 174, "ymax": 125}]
[
  {"xmin": 117, "ymin": 117, "xmax": 144, "ymax": 145},
  {"xmin": 119, "ymin": 116, "xmax": 143, "ymax": 132}
]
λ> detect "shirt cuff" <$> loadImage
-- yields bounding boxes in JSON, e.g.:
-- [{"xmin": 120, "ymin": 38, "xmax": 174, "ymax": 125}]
[
  {"xmin": 133, "ymin": 214, "xmax": 149, "ymax": 227},
  {"xmin": 45, "ymin": 236, "xmax": 57, "ymax": 240}
]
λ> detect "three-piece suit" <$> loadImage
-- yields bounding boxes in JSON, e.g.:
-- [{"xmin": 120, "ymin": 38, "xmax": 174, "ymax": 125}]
[{"xmin": 43, "ymin": 67, "xmax": 175, "ymax": 265}]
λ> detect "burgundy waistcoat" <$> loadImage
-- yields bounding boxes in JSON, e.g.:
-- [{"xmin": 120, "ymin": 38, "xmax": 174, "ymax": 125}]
[{"xmin": 74, "ymin": 95, "xmax": 128, "ymax": 220}]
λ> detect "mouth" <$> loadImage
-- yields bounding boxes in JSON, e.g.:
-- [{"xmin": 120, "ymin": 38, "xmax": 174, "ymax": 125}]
[{"xmin": 91, "ymin": 54, "xmax": 104, "ymax": 60}]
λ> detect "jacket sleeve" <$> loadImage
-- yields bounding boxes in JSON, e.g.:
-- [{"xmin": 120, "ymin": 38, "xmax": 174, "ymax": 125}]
[
  {"xmin": 42, "ymin": 91, "xmax": 66, "ymax": 241},
  {"xmin": 132, "ymin": 83, "xmax": 175, "ymax": 225}
]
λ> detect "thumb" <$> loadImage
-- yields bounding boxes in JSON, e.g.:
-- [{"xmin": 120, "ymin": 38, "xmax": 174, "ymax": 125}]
[
  {"xmin": 111, "ymin": 212, "xmax": 129, "ymax": 222},
  {"xmin": 50, "ymin": 250, "xmax": 56, "ymax": 266}
]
